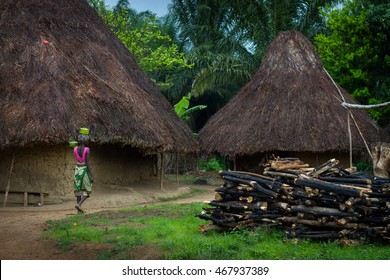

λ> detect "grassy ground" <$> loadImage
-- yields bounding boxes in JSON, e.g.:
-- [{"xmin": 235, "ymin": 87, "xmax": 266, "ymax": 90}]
[{"xmin": 44, "ymin": 202, "xmax": 390, "ymax": 260}]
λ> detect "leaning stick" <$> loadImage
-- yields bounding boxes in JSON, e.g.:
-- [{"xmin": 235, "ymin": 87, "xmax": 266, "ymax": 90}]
[{"xmin": 3, "ymin": 152, "xmax": 15, "ymax": 207}]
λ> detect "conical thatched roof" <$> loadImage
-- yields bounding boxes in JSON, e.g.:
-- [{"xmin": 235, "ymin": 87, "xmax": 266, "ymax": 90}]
[
  {"xmin": 199, "ymin": 30, "xmax": 380, "ymax": 157},
  {"xmin": 0, "ymin": 0, "xmax": 196, "ymax": 153}
]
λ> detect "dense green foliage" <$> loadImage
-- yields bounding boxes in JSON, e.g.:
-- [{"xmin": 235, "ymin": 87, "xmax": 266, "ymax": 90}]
[
  {"xmin": 315, "ymin": 0, "xmax": 390, "ymax": 126},
  {"xmin": 44, "ymin": 202, "xmax": 390, "ymax": 259},
  {"xmin": 198, "ymin": 157, "xmax": 227, "ymax": 171},
  {"xmin": 167, "ymin": 0, "xmax": 341, "ymax": 130},
  {"xmin": 87, "ymin": 0, "xmax": 191, "ymax": 92},
  {"xmin": 169, "ymin": 0, "xmax": 341, "ymax": 98},
  {"xmin": 88, "ymin": 0, "xmax": 389, "ymax": 129}
]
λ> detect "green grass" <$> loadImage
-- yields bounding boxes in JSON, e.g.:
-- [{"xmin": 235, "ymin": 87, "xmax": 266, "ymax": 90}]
[{"xmin": 44, "ymin": 203, "xmax": 390, "ymax": 260}]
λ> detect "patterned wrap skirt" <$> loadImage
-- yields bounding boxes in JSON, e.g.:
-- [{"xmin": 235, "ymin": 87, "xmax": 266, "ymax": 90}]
[{"xmin": 73, "ymin": 165, "xmax": 92, "ymax": 197}]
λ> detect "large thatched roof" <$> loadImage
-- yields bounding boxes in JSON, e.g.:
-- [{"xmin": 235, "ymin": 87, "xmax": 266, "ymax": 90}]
[
  {"xmin": 199, "ymin": 30, "xmax": 380, "ymax": 157},
  {"xmin": 0, "ymin": 0, "xmax": 197, "ymax": 153}
]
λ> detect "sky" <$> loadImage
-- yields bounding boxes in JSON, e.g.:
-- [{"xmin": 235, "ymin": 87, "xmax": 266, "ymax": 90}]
[{"xmin": 104, "ymin": 0, "xmax": 172, "ymax": 17}]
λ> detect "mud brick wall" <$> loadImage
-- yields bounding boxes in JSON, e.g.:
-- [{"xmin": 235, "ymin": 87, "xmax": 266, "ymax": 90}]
[{"xmin": 0, "ymin": 144, "xmax": 156, "ymax": 202}]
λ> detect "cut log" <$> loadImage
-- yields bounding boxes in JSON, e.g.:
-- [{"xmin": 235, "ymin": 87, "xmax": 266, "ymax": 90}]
[
  {"xmin": 214, "ymin": 187, "xmax": 270, "ymax": 200},
  {"xmin": 290, "ymin": 205, "xmax": 358, "ymax": 217},
  {"xmin": 279, "ymin": 217, "xmax": 368, "ymax": 229},
  {"xmin": 270, "ymin": 202, "xmax": 289, "ymax": 211},
  {"xmin": 224, "ymin": 170, "xmax": 276, "ymax": 182},
  {"xmin": 310, "ymin": 159, "xmax": 339, "ymax": 177},
  {"xmin": 197, "ymin": 214, "xmax": 237, "ymax": 228},
  {"xmin": 345, "ymin": 197, "xmax": 361, "ymax": 207},
  {"xmin": 263, "ymin": 170, "xmax": 299, "ymax": 179},
  {"xmin": 318, "ymin": 176, "xmax": 372, "ymax": 186},
  {"xmin": 209, "ymin": 200, "xmax": 266, "ymax": 211},
  {"xmin": 220, "ymin": 170, "xmax": 283, "ymax": 191},
  {"xmin": 294, "ymin": 177, "xmax": 367, "ymax": 197},
  {"xmin": 249, "ymin": 181, "xmax": 278, "ymax": 198},
  {"xmin": 239, "ymin": 196, "xmax": 254, "ymax": 203},
  {"xmin": 270, "ymin": 158, "xmax": 310, "ymax": 170},
  {"xmin": 304, "ymin": 199, "xmax": 316, "ymax": 206}
]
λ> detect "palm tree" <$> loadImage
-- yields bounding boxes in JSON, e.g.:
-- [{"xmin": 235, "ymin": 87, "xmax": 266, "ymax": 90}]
[
  {"xmin": 166, "ymin": 0, "xmax": 341, "ymax": 131},
  {"xmin": 169, "ymin": 0, "xmax": 340, "ymax": 103},
  {"xmin": 169, "ymin": 0, "xmax": 260, "ymax": 100}
]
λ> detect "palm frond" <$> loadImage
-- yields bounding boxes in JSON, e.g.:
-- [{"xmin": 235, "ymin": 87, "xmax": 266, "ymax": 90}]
[{"xmin": 192, "ymin": 54, "xmax": 255, "ymax": 97}]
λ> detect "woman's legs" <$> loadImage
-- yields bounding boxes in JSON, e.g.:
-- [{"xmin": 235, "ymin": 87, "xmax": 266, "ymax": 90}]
[
  {"xmin": 75, "ymin": 192, "xmax": 89, "ymax": 213},
  {"xmin": 75, "ymin": 196, "xmax": 84, "ymax": 214},
  {"xmin": 78, "ymin": 195, "xmax": 89, "ymax": 206}
]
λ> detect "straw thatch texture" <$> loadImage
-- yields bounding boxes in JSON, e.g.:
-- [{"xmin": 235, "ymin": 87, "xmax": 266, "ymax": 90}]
[
  {"xmin": 199, "ymin": 30, "xmax": 380, "ymax": 157},
  {"xmin": 0, "ymin": 0, "xmax": 197, "ymax": 154}
]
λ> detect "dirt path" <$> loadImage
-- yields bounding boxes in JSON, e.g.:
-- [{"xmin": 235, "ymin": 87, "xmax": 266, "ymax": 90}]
[{"xmin": 0, "ymin": 180, "xmax": 217, "ymax": 260}]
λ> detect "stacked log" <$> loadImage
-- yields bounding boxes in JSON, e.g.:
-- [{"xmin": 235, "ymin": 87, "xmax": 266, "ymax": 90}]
[{"xmin": 197, "ymin": 158, "xmax": 390, "ymax": 241}]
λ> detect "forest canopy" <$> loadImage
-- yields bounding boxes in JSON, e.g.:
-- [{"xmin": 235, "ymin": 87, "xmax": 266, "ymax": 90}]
[{"xmin": 88, "ymin": 0, "xmax": 390, "ymax": 130}]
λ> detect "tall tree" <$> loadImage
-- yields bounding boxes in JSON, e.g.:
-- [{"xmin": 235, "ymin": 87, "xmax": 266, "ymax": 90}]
[
  {"xmin": 169, "ymin": 0, "xmax": 260, "ymax": 99},
  {"xmin": 315, "ymin": 0, "xmax": 390, "ymax": 126},
  {"xmin": 87, "ymin": 0, "xmax": 191, "ymax": 93}
]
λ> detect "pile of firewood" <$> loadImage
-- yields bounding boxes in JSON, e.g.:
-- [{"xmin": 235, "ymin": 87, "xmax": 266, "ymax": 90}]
[{"xmin": 197, "ymin": 158, "xmax": 390, "ymax": 241}]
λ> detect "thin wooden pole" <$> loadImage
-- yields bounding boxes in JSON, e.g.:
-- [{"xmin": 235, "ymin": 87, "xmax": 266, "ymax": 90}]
[
  {"xmin": 348, "ymin": 113, "xmax": 353, "ymax": 168},
  {"xmin": 3, "ymin": 151, "xmax": 15, "ymax": 207},
  {"xmin": 160, "ymin": 153, "xmax": 164, "ymax": 190},
  {"xmin": 324, "ymin": 66, "xmax": 373, "ymax": 162},
  {"xmin": 175, "ymin": 153, "xmax": 179, "ymax": 184}
]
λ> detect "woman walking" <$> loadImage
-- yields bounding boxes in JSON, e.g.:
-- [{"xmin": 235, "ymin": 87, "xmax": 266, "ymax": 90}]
[{"xmin": 73, "ymin": 130, "xmax": 93, "ymax": 214}]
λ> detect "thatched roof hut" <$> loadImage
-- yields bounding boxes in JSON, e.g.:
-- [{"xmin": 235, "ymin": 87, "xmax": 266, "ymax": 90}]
[
  {"xmin": 0, "ymin": 0, "xmax": 196, "ymax": 153},
  {"xmin": 199, "ymin": 31, "xmax": 380, "ymax": 167},
  {"xmin": 0, "ymin": 0, "xmax": 196, "ymax": 203}
]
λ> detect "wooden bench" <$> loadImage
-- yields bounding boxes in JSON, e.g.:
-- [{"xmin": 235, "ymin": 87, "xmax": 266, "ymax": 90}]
[{"xmin": 1, "ymin": 191, "xmax": 49, "ymax": 207}]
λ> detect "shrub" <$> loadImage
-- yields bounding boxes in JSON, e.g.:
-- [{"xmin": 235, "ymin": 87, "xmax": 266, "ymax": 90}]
[{"xmin": 198, "ymin": 157, "xmax": 226, "ymax": 171}]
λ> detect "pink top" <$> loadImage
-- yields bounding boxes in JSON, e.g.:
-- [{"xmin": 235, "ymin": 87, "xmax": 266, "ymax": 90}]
[{"xmin": 74, "ymin": 147, "xmax": 90, "ymax": 163}]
